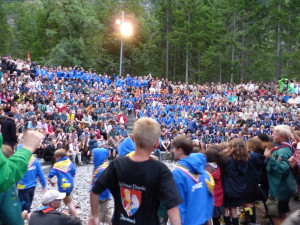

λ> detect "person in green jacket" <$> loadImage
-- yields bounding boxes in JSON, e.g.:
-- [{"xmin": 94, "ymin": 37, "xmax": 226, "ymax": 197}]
[
  {"xmin": 264, "ymin": 125, "xmax": 295, "ymax": 225},
  {"xmin": 0, "ymin": 143, "xmax": 24, "ymax": 225},
  {"xmin": 279, "ymin": 78, "xmax": 292, "ymax": 93},
  {"xmin": 0, "ymin": 129, "xmax": 45, "ymax": 193}
]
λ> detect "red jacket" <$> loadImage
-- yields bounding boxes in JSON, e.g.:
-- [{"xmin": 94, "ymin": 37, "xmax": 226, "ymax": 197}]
[
  {"xmin": 117, "ymin": 115, "xmax": 127, "ymax": 124},
  {"xmin": 206, "ymin": 164, "xmax": 223, "ymax": 207}
]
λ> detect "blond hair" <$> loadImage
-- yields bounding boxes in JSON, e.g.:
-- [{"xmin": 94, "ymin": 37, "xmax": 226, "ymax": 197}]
[
  {"xmin": 132, "ymin": 118, "xmax": 161, "ymax": 150},
  {"xmin": 274, "ymin": 125, "xmax": 291, "ymax": 141}
]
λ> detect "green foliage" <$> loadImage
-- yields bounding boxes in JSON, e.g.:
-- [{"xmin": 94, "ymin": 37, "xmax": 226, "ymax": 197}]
[{"xmin": 1, "ymin": 0, "xmax": 300, "ymax": 82}]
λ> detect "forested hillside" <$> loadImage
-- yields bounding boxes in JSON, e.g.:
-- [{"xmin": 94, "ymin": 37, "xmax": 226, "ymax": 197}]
[{"xmin": 0, "ymin": 0, "xmax": 300, "ymax": 82}]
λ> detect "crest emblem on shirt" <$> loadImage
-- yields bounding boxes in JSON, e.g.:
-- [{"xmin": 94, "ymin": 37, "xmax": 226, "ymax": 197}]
[{"xmin": 120, "ymin": 186, "xmax": 141, "ymax": 217}]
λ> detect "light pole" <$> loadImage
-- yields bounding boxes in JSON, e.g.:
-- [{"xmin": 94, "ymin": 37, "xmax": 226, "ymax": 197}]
[{"xmin": 116, "ymin": 11, "xmax": 132, "ymax": 76}]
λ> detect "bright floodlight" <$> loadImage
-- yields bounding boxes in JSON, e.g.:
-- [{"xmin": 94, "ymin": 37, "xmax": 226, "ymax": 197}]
[
  {"xmin": 116, "ymin": 19, "xmax": 121, "ymax": 25},
  {"xmin": 120, "ymin": 22, "xmax": 133, "ymax": 37}
]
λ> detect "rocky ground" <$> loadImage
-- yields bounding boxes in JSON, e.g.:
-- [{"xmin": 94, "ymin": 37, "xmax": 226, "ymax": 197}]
[
  {"xmin": 30, "ymin": 161, "xmax": 300, "ymax": 225},
  {"xmin": 31, "ymin": 164, "xmax": 96, "ymax": 224},
  {"xmin": 31, "ymin": 161, "xmax": 177, "ymax": 225}
]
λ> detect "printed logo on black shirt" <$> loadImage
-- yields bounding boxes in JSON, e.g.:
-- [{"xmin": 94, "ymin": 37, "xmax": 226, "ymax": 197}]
[{"xmin": 120, "ymin": 186, "xmax": 142, "ymax": 217}]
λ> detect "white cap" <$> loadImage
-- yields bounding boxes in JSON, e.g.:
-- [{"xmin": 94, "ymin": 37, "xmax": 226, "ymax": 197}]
[
  {"xmin": 297, "ymin": 143, "xmax": 300, "ymax": 150},
  {"xmin": 42, "ymin": 190, "xmax": 66, "ymax": 204}
]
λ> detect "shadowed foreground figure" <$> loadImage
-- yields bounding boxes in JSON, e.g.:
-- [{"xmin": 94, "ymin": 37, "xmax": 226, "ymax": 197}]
[{"xmin": 88, "ymin": 118, "xmax": 182, "ymax": 225}]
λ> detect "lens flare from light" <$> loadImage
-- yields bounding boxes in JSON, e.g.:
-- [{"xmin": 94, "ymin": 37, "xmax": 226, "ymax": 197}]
[{"xmin": 120, "ymin": 22, "xmax": 133, "ymax": 37}]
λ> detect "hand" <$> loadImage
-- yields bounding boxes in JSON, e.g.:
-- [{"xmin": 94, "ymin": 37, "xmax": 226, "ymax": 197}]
[
  {"xmin": 88, "ymin": 216, "xmax": 99, "ymax": 225},
  {"xmin": 264, "ymin": 148, "xmax": 272, "ymax": 158},
  {"xmin": 41, "ymin": 188, "xmax": 47, "ymax": 194},
  {"xmin": 22, "ymin": 130, "xmax": 45, "ymax": 153},
  {"xmin": 289, "ymin": 156, "xmax": 298, "ymax": 168},
  {"xmin": 62, "ymin": 210, "xmax": 70, "ymax": 216},
  {"xmin": 21, "ymin": 210, "xmax": 28, "ymax": 220},
  {"xmin": 49, "ymin": 181, "xmax": 56, "ymax": 187}
]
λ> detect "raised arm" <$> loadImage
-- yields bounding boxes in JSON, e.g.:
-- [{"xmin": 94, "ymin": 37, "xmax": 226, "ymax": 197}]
[{"xmin": 0, "ymin": 130, "xmax": 44, "ymax": 192}]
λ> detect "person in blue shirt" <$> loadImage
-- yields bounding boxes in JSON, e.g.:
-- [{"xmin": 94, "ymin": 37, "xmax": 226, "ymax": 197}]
[
  {"xmin": 118, "ymin": 137, "xmax": 135, "ymax": 157},
  {"xmin": 186, "ymin": 116, "xmax": 198, "ymax": 133},
  {"xmin": 91, "ymin": 148, "xmax": 112, "ymax": 224},
  {"xmin": 143, "ymin": 77, "xmax": 148, "ymax": 90},
  {"xmin": 172, "ymin": 135, "xmax": 214, "ymax": 225},
  {"xmin": 95, "ymin": 74, "xmax": 100, "ymax": 83},
  {"xmin": 56, "ymin": 68, "xmax": 64, "ymax": 79},
  {"xmin": 40, "ymin": 67, "xmax": 49, "ymax": 78},
  {"xmin": 17, "ymin": 154, "xmax": 46, "ymax": 212},
  {"xmin": 81, "ymin": 71, "xmax": 88, "ymax": 82},
  {"xmin": 125, "ymin": 74, "xmax": 133, "ymax": 86},
  {"xmin": 163, "ymin": 114, "xmax": 174, "ymax": 127},
  {"xmin": 48, "ymin": 149, "xmax": 78, "ymax": 218}
]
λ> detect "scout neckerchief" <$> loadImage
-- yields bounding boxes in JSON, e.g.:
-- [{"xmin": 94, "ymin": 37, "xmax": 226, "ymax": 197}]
[
  {"xmin": 38, "ymin": 206, "xmax": 55, "ymax": 214},
  {"xmin": 271, "ymin": 142, "xmax": 294, "ymax": 154},
  {"xmin": 53, "ymin": 159, "xmax": 72, "ymax": 173},
  {"xmin": 91, "ymin": 161, "xmax": 108, "ymax": 184},
  {"xmin": 28, "ymin": 155, "xmax": 35, "ymax": 168},
  {"xmin": 204, "ymin": 135, "xmax": 210, "ymax": 144},
  {"xmin": 175, "ymin": 164, "xmax": 200, "ymax": 183}
]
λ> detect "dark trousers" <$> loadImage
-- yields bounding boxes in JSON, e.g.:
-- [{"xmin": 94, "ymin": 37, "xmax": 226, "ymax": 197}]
[{"xmin": 18, "ymin": 186, "xmax": 35, "ymax": 212}]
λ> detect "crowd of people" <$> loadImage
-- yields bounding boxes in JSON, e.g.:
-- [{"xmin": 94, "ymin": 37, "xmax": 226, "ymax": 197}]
[
  {"xmin": 0, "ymin": 56, "xmax": 299, "ymax": 157},
  {"xmin": 0, "ymin": 55, "xmax": 300, "ymax": 225}
]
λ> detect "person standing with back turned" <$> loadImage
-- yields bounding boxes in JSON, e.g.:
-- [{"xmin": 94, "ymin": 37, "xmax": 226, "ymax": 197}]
[{"xmin": 88, "ymin": 117, "xmax": 182, "ymax": 225}]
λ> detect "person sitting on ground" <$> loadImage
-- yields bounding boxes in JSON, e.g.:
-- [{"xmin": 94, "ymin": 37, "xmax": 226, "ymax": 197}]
[
  {"xmin": 68, "ymin": 138, "xmax": 83, "ymax": 166},
  {"xmin": 88, "ymin": 135, "xmax": 98, "ymax": 151},
  {"xmin": 117, "ymin": 111, "xmax": 127, "ymax": 125},
  {"xmin": 28, "ymin": 190, "xmax": 82, "ymax": 225},
  {"xmin": 119, "ymin": 125, "xmax": 129, "ymax": 140}
]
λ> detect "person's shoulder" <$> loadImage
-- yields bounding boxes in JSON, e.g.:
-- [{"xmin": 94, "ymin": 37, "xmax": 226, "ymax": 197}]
[
  {"xmin": 172, "ymin": 165, "xmax": 183, "ymax": 177},
  {"xmin": 277, "ymin": 145, "xmax": 293, "ymax": 155}
]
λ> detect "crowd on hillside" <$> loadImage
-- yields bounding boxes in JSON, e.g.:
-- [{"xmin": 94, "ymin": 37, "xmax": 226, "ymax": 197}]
[
  {"xmin": 1, "ymin": 55, "xmax": 300, "ymax": 225},
  {"xmin": 0, "ymin": 56, "xmax": 299, "ymax": 158}
]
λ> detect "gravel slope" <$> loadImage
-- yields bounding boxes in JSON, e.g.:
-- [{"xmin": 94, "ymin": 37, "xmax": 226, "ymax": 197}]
[
  {"xmin": 30, "ymin": 160, "xmax": 300, "ymax": 225},
  {"xmin": 30, "ymin": 161, "xmax": 176, "ymax": 225}
]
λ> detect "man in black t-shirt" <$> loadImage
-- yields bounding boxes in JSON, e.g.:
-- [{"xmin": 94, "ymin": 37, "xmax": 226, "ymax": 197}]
[{"xmin": 88, "ymin": 118, "xmax": 182, "ymax": 225}]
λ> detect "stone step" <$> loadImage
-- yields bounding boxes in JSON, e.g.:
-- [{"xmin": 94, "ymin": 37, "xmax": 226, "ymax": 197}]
[
  {"xmin": 126, "ymin": 114, "xmax": 136, "ymax": 133},
  {"xmin": 42, "ymin": 164, "xmax": 52, "ymax": 173},
  {"xmin": 161, "ymin": 152, "xmax": 171, "ymax": 160},
  {"xmin": 38, "ymin": 158, "xmax": 52, "ymax": 173}
]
